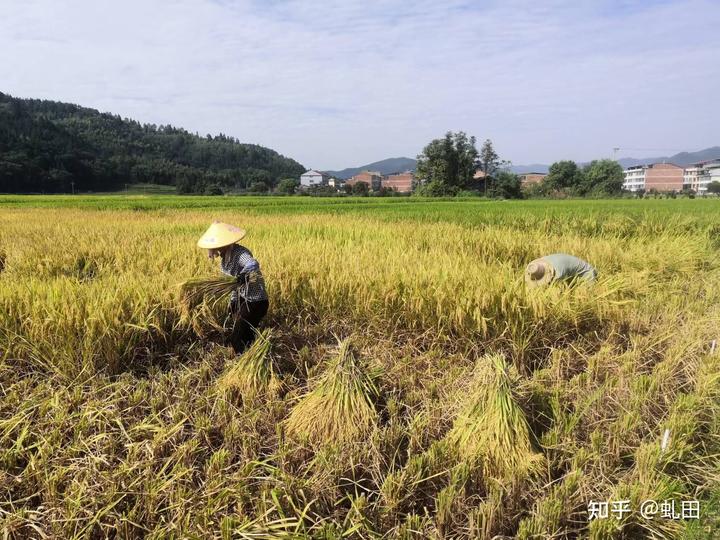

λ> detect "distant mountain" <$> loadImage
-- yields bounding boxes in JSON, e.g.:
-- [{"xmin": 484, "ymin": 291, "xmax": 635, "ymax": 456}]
[
  {"xmin": 510, "ymin": 164, "xmax": 551, "ymax": 174},
  {"xmin": 616, "ymin": 147, "xmax": 720, "ymax": 168},
  {"xmin": 327, "ymin": 157, "xmax": 416, "ymax": 179},
  {"xmin": 511, "ymin": 147, "xmax": 720, "ymax": 175},
  {"xmin": 0, "ymin": 92, "xmax": 305, "ymax": 194}
]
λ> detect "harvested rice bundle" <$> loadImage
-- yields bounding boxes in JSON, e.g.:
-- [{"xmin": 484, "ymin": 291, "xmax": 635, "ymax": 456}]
[
  {"xmin": 448, "ymin": 353, "xmax": 543, "ymax": 481},
  {"xmin": 217, "ymin": 329, "xmax": 277, "ymax": 401},
  {"xmin": 177, "ymin": 275, "xmax": 237, "ymax": 324},
  {"xmin": 286, "ymin": 338, "xmax": 379, "ymax": 447},
  {"xmin": 178, "ymin": 276, "xmax": 237, "ymax": 314}
]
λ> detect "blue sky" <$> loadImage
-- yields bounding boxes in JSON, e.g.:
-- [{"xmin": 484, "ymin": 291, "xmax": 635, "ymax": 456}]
[{"xmin": 2, "ymin": 0, "xmax": 718, "ymax": 170}]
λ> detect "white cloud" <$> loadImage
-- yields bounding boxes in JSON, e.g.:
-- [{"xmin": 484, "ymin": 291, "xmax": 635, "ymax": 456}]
[{"xmin": 1, "ymin": 0, "xmax": 718, "ymax": 169}]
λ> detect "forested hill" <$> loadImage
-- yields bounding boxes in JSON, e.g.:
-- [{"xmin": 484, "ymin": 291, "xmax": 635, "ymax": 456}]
[{"xmin": 0, "ymin": 92, "xmax": 305, "ymax": 194}]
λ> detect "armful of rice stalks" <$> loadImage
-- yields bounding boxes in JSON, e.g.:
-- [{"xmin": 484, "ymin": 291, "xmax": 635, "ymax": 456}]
[{"xmin": 178, "ymin": 275, "xmax": 239, "ymax": 316}]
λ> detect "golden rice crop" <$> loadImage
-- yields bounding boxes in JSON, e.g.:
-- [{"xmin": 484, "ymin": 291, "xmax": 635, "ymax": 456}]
[
  {"xmin": 1, "ymin": 197, "xmax": 719, "ymax": 538},
  {"xmin": 285, "ymin": 337, "xmax": 379, "ymax": 446}
]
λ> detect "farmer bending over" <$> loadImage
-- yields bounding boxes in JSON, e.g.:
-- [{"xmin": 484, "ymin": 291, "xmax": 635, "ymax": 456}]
[
  {"xmin": 525, "ymin": 253, "xmax": 597, "ymax": 287},
  {"xmin": 197, "ymin": 221, "xmax": 269, "ymax": 353}
]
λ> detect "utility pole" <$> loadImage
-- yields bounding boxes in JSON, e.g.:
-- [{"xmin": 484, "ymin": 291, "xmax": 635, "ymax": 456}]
[
  {"xmin": 612, "ymin": 147, "xmax": 620, "ymax": 161},
  {"xmin": 70, "ymin": 181, "xmax": 75, "ymax": 195}
]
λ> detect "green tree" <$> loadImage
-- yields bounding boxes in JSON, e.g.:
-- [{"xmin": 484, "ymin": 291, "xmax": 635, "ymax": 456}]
[
  {"xmin": 544, "ymin": 160, "xmax": 584, "ymax": 193},
  {"xmin": 0, "ymin": 91, "xmax": 306, "ymax": 194},
  {"xmin": 707, "ymin": 181, "xmax": 720, "ymax": 194},
  {"xmin": 352, "ymin": 181, "xmax": 369, "ymax": 196},
  {"xmin": 490, "ymin": 171, "xmax": 522, "ymax": 199},
  {"xmin": 203, "ymin": 183, "xmax": 223, "ymax": 195},
  {"xmin": 479, "ymin": 139, "xmax": 500, "ymax": 195},
  {"xmin": 581, "ymin": 159, "xmax": 624, "ymax": 195},
  {"xmin": 248, "ymin": 181, "xmax": 269, "ymax": 193},
  {"xmin": 415, "ymin": 131, "xmax": 478, "ymax": 194},
  {"xmin": 523, "ymin": 180, "xmax": 549, "ymax": 198},
  {"xmin": 374, "ymin": 186, "xmax": 395, "ymax": 197},
  {"xmin": 276, "ymin": 178, "xmax": 299, "ymax": 194},
  {"xmin": 414, "ymin": 179, "xmax": 459, "ymax": 197},
  {"xmin": 306, "ymin": 185, "xmax": 337, "ymax": 196}
]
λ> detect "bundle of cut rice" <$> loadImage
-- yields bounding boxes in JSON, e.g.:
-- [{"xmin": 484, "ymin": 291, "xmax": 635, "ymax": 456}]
[
  {"xmin": 448, "ymin": 353, "xmax": 543, "ymax": 482},
  {"xmin": 178, "ymin": 276, "xmax": 238, "ymax": 337},
  {"xmin": 217, "ymin": 329, "xmax": 277, "ymax": 401},
  {"xmin": 285, "ymin": 338, "xmax": 379, "ymax": 447},
  {"xmin": 178, "ymin": 276, "xmax": 237, "ymax": 317}
]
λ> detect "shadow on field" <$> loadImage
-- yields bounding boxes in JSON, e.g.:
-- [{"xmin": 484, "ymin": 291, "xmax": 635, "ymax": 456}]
[{"xmin": 123, "ymin": 307, "xmax": 344, "ymax": 380}]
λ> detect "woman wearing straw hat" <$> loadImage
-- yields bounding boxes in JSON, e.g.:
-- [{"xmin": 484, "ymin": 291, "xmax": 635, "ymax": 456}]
[
  {"xmin": 197, "ymin": 221, "xmax": 269, "ymax": 353},
  {"xmin": 525, "ymin": 253, "xmax": 597, "ymax": 287}
]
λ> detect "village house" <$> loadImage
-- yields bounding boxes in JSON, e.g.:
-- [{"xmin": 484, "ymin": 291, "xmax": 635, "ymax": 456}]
[
  {"xmin": 683, "ymin": 163, "xmax": 703, "ymax": 192},
  {"xmin": 698, "ymin": 161, "xmax": 720, "ymax": 194},
  {"xmin": 300, "ymin": 169, "xmax": 330, "ymax": 187},
  {"xmin": 518, "ymin": 172, "xmax": 547, "ymax": 185},
  {"xmin": 622, "ymin": 163, "xmax": 684, "ymax": 192},
  {"xmin": 327, "ymin": 177, "xmax": 344, "ymax": 190},
  {"xmin": 382, "ymin": 172, "xmax": 414, "ymax": 193},
  {"xmin": 684, "ymin": 159, "xmax": 720, "ymax": 194},
  {"xmin": 346, "ymin": 170, "xmax": 382, "ymax": 190}
]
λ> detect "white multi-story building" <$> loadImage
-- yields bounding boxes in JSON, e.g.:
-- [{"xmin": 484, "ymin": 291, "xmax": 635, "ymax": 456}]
[
  {"xmin": 683, "ymin": 164, "xmax": 703, "ymax": 192},
  {"xmin": 300, "ymin": 170, "xmax": 330, "ymax": 187},
  {"xmin": 623, "ymin": 163, "xmax": 684, "ymax": 192},
  {"xmin": 697, "ymin": 160, "xmax": 720, "ymax": 194},
  {"xmin": 623, "ymin": 166, "xmax": 647, "ymax": 192},
  {"xmin": 626, "ymin": 159, "xmax": 720, "ymax": 194}
]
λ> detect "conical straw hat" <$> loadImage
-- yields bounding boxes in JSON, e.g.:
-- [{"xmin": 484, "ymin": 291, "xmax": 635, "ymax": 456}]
[
  {"xmin": 197, "ymin": 221, "xmax": 246, "ymax": 249},
  {"xmin": 525, "ymin": 259, "xmax": 555, "ymax": 287}
]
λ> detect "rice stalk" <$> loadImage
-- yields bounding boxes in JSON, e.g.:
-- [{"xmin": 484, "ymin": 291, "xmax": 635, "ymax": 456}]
[
  {"xmin": 178, "ymin": 275, "xmax": 237, "ymax": 321},
  {"xmin": 217, "ymin": 329, "xmax": 277, "ymax": 401},
  {"xmin": 467, "ymin": 483, "xmax": 504, "ymax": 539},
  {"xmin": 516, "ymin": 470, "xmax": 583, "ymax": 539},
  {"xmin": 448, "ymin": 353, "xmax": 543, "ymax": 482},
  {"xmin": 285, "ymin": 337, "xmax": 379, "ymax": 447}
]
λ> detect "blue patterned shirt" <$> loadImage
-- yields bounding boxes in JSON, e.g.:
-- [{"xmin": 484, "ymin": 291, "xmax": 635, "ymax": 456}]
[{"xmin": 220, "ymin": 244, "xmax": 268, "ymax": 303}]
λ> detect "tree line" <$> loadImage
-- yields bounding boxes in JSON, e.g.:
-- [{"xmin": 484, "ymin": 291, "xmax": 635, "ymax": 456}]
[
  {"xmin": 414, "ymin": 131, "xmax": 625, "ymax": 198},
  {"xmin": 0, "ymin": 92, "xmax": 305, "ymax": 194}
]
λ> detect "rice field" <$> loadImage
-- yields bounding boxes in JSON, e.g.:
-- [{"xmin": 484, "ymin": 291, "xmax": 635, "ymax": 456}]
[{"xmin": 1, "ymin": 195, "xmax": 719, "ymax": 539}]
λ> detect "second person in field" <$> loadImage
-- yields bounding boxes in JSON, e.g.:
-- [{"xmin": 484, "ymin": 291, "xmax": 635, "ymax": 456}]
[{"xmin": 525, "ymin": 253, "xmax": 597, "ymax": 287}]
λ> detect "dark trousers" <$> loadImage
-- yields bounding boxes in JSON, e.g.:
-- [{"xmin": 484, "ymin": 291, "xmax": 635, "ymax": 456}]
[{"xmin": 227, "ymin": 299, "xmax": 269, "ymax": 354}]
